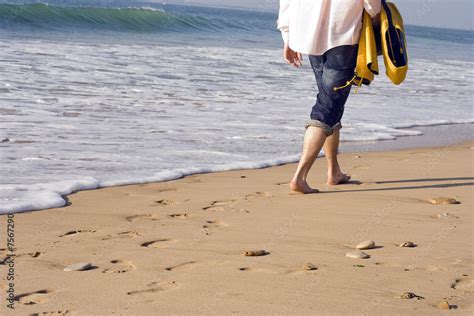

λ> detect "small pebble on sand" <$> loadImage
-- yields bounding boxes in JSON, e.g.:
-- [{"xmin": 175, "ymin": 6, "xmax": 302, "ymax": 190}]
[
  {"xmin": 355, "ymin": 240, "xmax": 375, "ymax": 250},
  {"xmin": 428, "ymin": 198, "xmax": 460, "ymax": 205},
  {"xmin": 243, "ymin": 250, "xmax": 267, "ymax": 257},
  {"xmin": 346, "ymin": 251, "xmax": 370, "ymax": 259},
  {"xmin": 64, "ymin": 262, "xmax": 93, "ymax": 272},
  {"xmin": 437, "ymin": 299, "xmax": 455, "ymax": 310},
  {"xmin": 303, "ymin": 263, "xmax": 318, "ymax": 271},
  {"xmin": 399, "ymin": 241, "xmax": 416, "ymax": 248}
]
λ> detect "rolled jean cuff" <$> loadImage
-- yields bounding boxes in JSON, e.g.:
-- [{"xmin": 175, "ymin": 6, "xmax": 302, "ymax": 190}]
[{"xmin": 304, "ymin": 119, "xmax": 342, "ymax": 136}]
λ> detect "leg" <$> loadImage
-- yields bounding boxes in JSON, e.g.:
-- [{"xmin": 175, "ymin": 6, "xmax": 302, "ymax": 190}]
[
  {"xmin": 290, "ymin": 126, "xmax": 327, "ymax": 194},
  {"xmin": 323, "ymin": 128, "xmax": 351, "ymax": 185},
  {"xmin": 289, "ymin": 46, "xmax": 355, "ymax": 193},
  {"xmin": 316, "ymin": 45, "xmax": 357, "ymax": 185}
]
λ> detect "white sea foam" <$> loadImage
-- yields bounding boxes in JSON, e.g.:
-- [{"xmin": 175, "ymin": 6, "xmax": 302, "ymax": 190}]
[
  {"xmin": 0, "ymin": 177, "xmax": 100, "ymax": 213},
  {"xmin": 0, "ymin": 28, "xmax": 473, "ymax": 213},
  {"xmin": 0, "ymin": 155, "xmax": 300, "ymax": 214}
]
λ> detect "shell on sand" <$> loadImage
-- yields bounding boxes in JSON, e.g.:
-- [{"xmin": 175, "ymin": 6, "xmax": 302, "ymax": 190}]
[
  {"xmin": 64, "ymin": 262, "xmax": 92, "ymax": 272},
  {"xmin": 346, "ymin": 251, "xmax": 370, "ymax": 259},
  {"xmin": 437, "ymin": 300, "xmax": 452, "ymax": 310},
  {"xmin": 355, "ymin": 240, "xmax": 375, "ymax": 250},
  {"xmin": 428, "ymin": 198, "xmax": 460, "ymax": 205},
  {"xmin": 399, "ymin": 241, "xmax": 416, "ymax": 248},
  {"xmin": 303, "ymin": 263, "xmax": 318, "ymax": 271},
  {"xmin": 243, "ymin": 250, "xmax": 267, "ymax": 257}
]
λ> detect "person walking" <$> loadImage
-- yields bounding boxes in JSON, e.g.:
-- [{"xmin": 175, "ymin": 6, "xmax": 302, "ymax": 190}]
[{"xmin": 278, "ymin": 0, "xmax": 381, "ymax": 194}]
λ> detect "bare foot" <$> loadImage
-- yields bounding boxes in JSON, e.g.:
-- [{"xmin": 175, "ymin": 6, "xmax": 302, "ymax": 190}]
[
  {"xmin": 289, "ymin": 179, "xmax": 319, "ymax": 194},
  {"xmin": 327, "ymin": 173, "xmax": 351, "ymax": 185}
]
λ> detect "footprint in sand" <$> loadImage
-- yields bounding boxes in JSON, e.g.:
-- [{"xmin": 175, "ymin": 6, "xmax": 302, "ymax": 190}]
[
  {"xmin": 126, "ymin": 214, "xmax": 158, "ymax": 222},
  {"xmin": 202, "ymin": 220, "xmax": 229, "ymax": 229},
  {"xmin": 165, "ymin": 261, "xmax": 198, "ymax": 272},
  {"xmin": 244, "ymin": 192, "xmax": 272, "ymax": 200},
  {"xmin": 30, "ymin": 311, "xmax": 72, "ymax": 316},
  {"xmin": 141, "ymin": 239, "xmax": 177, "ymax": 249},
  {"xmin": 154, "ymin": 199, "xmax": 175, "ymax": 206},
  {"xmin": 226, "ymin": 208, "xmax": 250, "ymax": 214},
  {"xmin": 15, "ymin": 289, "xmax": 54, "ymax": 305},
  {"xmin": 127, "ymin": 281, "xmax": 178, "ymax": 295},
  {"xmin": 168, "ymin": 213, "xmax": 188, "ymax": 219},
  {"xmin": 102, "ymin": 231, "xmax": 141, "ymax": 240},
  {"xmin": 451, "ymin": 276, "xmax": 473, "ymax": 290},
  {"xmin": 59, "ymin": 230, "xmax": 96, "ymax": 237},
  {"xmin": 202, "ymin": 199, "xmax": 237, "ymax": 211},
  {"xmin": 102, "ymin": 259, "xmax": 136, "ymax": 274},
  {"xmin": 239, "ymin": 267, "xmax": 278, "ymax": 274}
]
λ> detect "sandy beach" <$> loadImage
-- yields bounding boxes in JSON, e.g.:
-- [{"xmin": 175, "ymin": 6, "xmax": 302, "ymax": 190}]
[{"xmin": 2, "ymin": 141, "xmax": 473, "ymax": 315}]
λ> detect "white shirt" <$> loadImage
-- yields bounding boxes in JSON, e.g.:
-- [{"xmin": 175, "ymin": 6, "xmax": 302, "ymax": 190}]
[{"xmin": 278, "ymin": 0, "xmax": 381, "ymax": 55}]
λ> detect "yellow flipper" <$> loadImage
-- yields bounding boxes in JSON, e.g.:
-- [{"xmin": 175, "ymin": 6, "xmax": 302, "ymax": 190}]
[
  {"xmin": 333, "ymin": 1, "xmax": 408, "ymax": 92},
  {"xmin": 381, "ymin": 1, "xmax": 408, "ymax": 85},
  {"xmin": 333, "ymin": 12, "xmax": 379, "ymax": 92},
  {"xmin": 354, "ymin": 11, "xmax": 379, "ymax": 86}
]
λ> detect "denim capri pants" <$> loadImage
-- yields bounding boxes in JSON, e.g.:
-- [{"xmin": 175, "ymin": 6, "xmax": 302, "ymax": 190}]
[{"xmin": 305, "ymin": 45, "xmax": 358, "ymax": 136}]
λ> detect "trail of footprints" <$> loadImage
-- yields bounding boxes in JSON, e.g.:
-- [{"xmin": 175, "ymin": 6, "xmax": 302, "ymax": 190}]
[
  {"xmin": 98, "ymin": 190, "xmax": 270, "ymax": 297},
  {"xmin": 22, "ymin": 191, "xmax": 466, "ymax": 309},
  {"xmin": 39, "ymin": 191, "xmax": 259, "ymax": 300}
]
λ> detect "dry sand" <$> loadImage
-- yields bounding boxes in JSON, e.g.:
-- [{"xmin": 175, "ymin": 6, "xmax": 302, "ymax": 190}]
[{"xmin": 1, "ymin": 142, "xmax": 473, "ymax": 315}]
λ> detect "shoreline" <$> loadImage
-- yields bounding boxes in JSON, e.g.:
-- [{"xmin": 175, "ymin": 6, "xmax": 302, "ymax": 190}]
[
  {"xmin": 340, "ymin": 123, "xmax": 473, "ymax": 153},
  {"xmin": 1, "ymin": 123, "xmax": 473, "ymax": 214},
  {"xmin": 3, "ymin": 140, "xmax": 472, "ymax": 315}
]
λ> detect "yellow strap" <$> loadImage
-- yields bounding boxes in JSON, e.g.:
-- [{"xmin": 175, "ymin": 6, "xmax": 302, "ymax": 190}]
[
  {"xmin": 333, "ymin": 75, "xmax": 357, "ymax": 92},
  {"xmin": 354, "ymin": 76, "xmax": 364, "ymax": 94}
]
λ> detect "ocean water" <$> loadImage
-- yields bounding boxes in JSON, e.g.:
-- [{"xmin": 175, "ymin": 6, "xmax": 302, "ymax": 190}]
[{"xmin": 1, "ymin": 1, "xmax": 473, "ymax": 213}]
